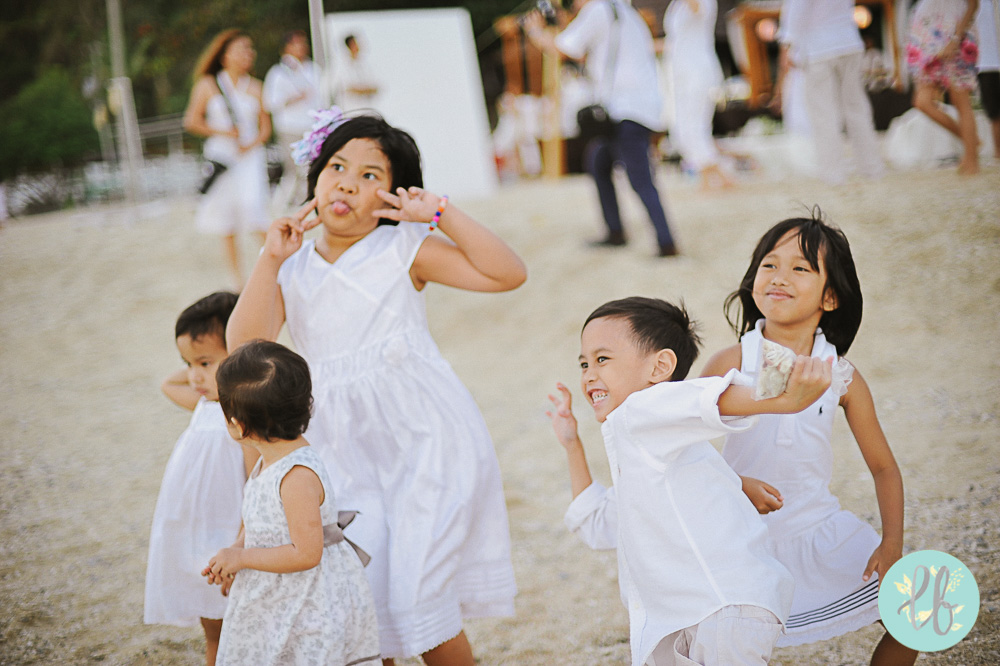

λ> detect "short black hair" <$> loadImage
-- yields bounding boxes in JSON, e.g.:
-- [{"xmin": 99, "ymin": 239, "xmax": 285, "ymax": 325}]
[
  {"xmin": 175, "ymin": 291, "xmax": 239, "ymax": 345},
  {"xmin": 216, "ymin": 340, "xmax": 313, "ymax": 442},
  {"xmin": 724, "ymin": 210, "xmax": 862, "ymax": 355},
  {"xmin": 584, "ymin": 297, "xmax": 702, "ymax": 380},
  {"xmin": 305, "ymin": 114, "xmax": 423, "ymax": 224},
  {"xmin": 344, "ymin": 34, "xmax": 357, "ymax": 49},
  {"xmin": 283, "ymin": 29, "xmax": 307, "ymax": 48}
]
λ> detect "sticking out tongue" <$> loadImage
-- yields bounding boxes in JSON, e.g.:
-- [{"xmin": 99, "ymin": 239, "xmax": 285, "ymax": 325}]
[{"xmin": 332, "ymin": 201, "xmax": 350, "ymax": 215}]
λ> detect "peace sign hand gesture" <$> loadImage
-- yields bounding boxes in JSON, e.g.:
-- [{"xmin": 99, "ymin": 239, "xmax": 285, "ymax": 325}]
[
  {"xmin": 263, "ymin": 198, "xmax": 320, "ymax": 263},
  {"xmin": 373, "ymin": 187, "xmax": 441, "ymax": 225}
]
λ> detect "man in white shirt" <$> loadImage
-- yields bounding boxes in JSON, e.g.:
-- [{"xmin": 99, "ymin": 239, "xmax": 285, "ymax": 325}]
[
  {"xmin": 546, "ymin": 297, "xmax": 832, "ymax": 665},
  {"xmin": 525, "ymin": 0, "xmax": 679, "ymax": 257},
  {"xmin": 779, "ymin": 0, "xmax": 885, "ymax": 184},
  {"xmin": 336, "ymin": 34, "xmax": 381, "ymax": 113},
  {"xmin": 263, "ymin": 30, "xmax": 322, "ymax": 213}
]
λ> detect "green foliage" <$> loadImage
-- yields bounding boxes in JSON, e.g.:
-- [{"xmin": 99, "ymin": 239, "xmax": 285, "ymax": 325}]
[{"xmin": 0, "ymin": 68, "xmax": 100, "ymax": 179}]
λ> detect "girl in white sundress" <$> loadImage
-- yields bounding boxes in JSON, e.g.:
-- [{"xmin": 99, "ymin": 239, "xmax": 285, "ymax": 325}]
[
  {"xmin": 226, "ymin": 110, "xmax": 525, "ymax": 664},
  {"xmin": 702, "ymin": 213, "xmax": 916, "ymax": 666},
  {"xmin": 144, "ymin": 291, "xmax": 257, "ymax": 666},
  {"xmin": 205, "ymin": 340, "xmax": 380, "ymax": 666}
]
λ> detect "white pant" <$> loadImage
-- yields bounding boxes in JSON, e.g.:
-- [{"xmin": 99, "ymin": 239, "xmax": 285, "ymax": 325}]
[
  {"xmin": 647, "ymin": 605, "xmax": 782, "ymax": 666},
  {"xmin": 803, "ymin": 52, "xmax": 885, "ymax": 184}
]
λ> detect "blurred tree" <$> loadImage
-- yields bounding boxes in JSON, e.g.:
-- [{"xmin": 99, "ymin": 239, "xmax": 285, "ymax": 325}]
[{"xmin": 0, "ymin": 68, "xmax": 99, "ymax": 179}]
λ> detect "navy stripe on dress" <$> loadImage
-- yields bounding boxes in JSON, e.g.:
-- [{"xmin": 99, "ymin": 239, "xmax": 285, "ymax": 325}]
[{"xmin": 786, "ymin": 579, "xmax": 880, "ymax": 628}]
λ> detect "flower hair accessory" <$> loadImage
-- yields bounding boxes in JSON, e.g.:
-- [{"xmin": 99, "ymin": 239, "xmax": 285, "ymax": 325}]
[{"xmin": 291, "ymin": 106, "xmax": 348, "ymax": 166}]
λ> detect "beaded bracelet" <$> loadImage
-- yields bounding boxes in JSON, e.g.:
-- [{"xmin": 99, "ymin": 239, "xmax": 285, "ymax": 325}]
[{"xmin": 429, "ymin": 195, "xmax": 448, "ymax": 231}]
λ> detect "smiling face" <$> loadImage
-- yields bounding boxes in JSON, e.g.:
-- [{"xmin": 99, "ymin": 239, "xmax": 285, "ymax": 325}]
[
  {"xmin": 579, "ymin": 316, "xmax": 660, "ymax": 423},
  {"xmin": 176, "ymin": 332, "xmax": 228, "ymax": 402},
  {"xmin": 313, "ymin": 138, "xmax": 392, "ymax": 243},
  {"xmin": 752, "ymin": 230, "xmax": 837, "ymax": 331}
]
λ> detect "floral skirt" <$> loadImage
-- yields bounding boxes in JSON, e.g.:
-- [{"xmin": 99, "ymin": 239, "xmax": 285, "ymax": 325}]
[{"xmin": 907, "ymin": 16, "xmax": 979, "ymax": 90}]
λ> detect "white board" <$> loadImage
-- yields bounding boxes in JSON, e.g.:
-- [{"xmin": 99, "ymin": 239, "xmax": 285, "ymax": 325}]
[{"xmin": 325, "ymin": 8, "xmax": 498, "ymax": 199}]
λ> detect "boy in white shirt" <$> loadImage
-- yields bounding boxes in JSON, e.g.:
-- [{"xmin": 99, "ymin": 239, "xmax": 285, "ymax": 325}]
[{"xmin": 546, "ymin": 297, "xmax": 832, "ymax": 665}]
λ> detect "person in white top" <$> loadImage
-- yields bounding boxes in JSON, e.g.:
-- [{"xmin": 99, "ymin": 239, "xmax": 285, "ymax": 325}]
[
  {"xmin": 976, "ymin": 1, "xmax": 1000, "ymax": 157},
  {"xmin": 184, "ymin": 29, "xmax": 272, "ymax": 289},
  {"xmin": 779, "ymin": 0, "xmax": 886, "ymax": 184},
  {"xmin": 263, "ymin": 30, "xmax": 322, "ymax": 214},
  {"xmin": 545, "ymin": 296, "xmax": 833, "ymax": 666},
  {"xmin": 525, "ymin": 0, "xmax": 679, "ymax": 257},
  {"xmin": 336, "ymin": 34, "xmax": 381, "ymax": 113}
]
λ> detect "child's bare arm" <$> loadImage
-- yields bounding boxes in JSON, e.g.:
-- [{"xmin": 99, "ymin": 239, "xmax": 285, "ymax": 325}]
[
  {"xmin": 161, "ymin": 368, "xmax": 199, "ymax": 411},
  {"xmin": 227, "ymin": 200, "xmax": 318, "ymax": 350},
  {"xmin": 374, "ymin": 187, "xmax": 527, "ymax": 293},
  {"xmin": 546, "ymin": 383, "xmax": 593, "ymax": 499},
  {"xmin": 841, "ymin": 367, "xmax": 904, "ymax": 585},
  {"xmin": 717, "ymin": 355, "xmax": 832, "ymax": 416},
  {"xmin": 206, "ymin": 466, "xmax": 325, "ymax": 579}
]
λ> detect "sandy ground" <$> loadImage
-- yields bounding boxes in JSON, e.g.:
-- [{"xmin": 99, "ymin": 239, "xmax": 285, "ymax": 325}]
[{"xmin": 1, "ymin": 155, "xmax": 999, "ymax": 665}]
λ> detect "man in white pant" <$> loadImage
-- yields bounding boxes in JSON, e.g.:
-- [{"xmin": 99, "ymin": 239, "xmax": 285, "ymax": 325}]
[{"xmin": 779, "ymin": 0, "xmax": 885, "ymax": 184}]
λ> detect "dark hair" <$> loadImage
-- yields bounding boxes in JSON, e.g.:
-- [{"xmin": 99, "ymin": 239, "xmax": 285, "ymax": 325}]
[
  {"xmin": 584, "ymin": 297, "xmax": 702, "ymax": 381},
  {"xmin": 344, "ymin": 34, "xmax": 357, "ymax": 49},
  {"xmin": 192, "ymin": 29, "xmax": 247, "ymax": 82},
  {"xmin": 282, "ymin": 29, "xmax": 307, "ymax": 48},
  {"xmin": 175, "ymin": 291, "xmax": 239, "ymax": 345},
  {"xmin": 305, "ymin": 114, "xmax": 423, "ymax": 225},
  {"xmin": 216, "ymin": 340, "xmax": 313, "ymax": 442},
  {"xmin": 724, "ymin": 211, "xmax": 863, "ymax": 355}
]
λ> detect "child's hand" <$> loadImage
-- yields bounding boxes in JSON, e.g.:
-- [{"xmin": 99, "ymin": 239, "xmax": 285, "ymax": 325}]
[
  {"xmin": 864, "ymin": 538, "xmax": 903, "ymax": 588},
  {"xmin": 779, "ymin": 355, "xmax": 833, "ymax": 412},
  {"xmin": 373, "ymin": 187, "xmax": 442, "ymax": 224},
  {"xmin": 263, "ymin": 199, "xmax": 319, "ymax": 262},
  {"xmin": 740, "ymin": 476, "xmax": 783, "ymax": 514},
  {"xmin": 204, "ymin": 546, "xmax": 245, "ymax": 584},
  {"xmin": 546, "ymin": 383, "xmax": 581, "ymax": 449}
]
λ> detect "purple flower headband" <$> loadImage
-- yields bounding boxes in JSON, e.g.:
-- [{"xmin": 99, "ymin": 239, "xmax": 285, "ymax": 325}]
[{"xmin": 291, "ymin": 106, "xmax": 349, "ymax": 166}]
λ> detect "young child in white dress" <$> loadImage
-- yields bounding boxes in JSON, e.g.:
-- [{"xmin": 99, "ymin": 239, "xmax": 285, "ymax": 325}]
[
  {"xmin": 204, "ymin": 339, "xmax": 380, "ymax": 666},
  {"xmin": 144, "ymin": 291, "xmax": 258, "ymax": 666},
  {"xmin": 546, "ymin": 297, "xmax": 833, "ymax": 666},
  {"xmin": 701, "ymin": 214, "xmax": 915, "ymax": 665},
  {"xmin": 226, "ymin": 109, "xmax": 525, "ymax": 664}
]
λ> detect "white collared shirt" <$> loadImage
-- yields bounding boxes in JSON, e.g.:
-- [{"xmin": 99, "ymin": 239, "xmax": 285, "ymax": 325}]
[
  {"xmin": 565, "ymin": 371, "xmax": 794, "ymax": 666},
  {"xmin": 555, "ymin": 0, "xmax": 663, "ymax": 130},
  {"xmin": 779, "ymin": 0, "xmax": 864, "ymax": 65},
  {"xmin": 263, "ymin": 55, "xmax": 322, "ymax": 135}
]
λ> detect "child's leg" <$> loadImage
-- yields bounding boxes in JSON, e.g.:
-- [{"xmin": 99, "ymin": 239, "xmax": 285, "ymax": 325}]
[
  {"xmin": 221, "ymin": 235, "xmax": 242, "ymax": 289},
  {"xmin": 420, "ymin": 630, "xmax": 474, "ymax": 666},
  {"xmin": 912, "ymin": 83, "xmax": 962, "ymax": 139},
  {"xmin": 871, "ymin": 626, "xmax": 918, "ymax": 666},
  {"xmin": 200, "ymin": 617, "xmax": 223, "ymax": 666},
  {"xmin": 947, "ymin": 86, "xmax": 980, "ymax": 175}
]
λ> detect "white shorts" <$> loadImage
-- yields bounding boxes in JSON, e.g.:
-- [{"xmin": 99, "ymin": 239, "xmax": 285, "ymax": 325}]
[{"xmin": 647, "ymin": 605, "xmax": 782, "ymax": 666}]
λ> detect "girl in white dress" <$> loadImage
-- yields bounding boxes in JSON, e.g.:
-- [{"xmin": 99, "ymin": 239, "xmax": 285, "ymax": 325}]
[
  {"xmin": 226, "ymin": 111, "xmax": 525, "ymax": 664},
  {"xmin": 184, "ymin": 29, "xmax": 272, "ymax": 288},
  {"xmin": 206, "ymin": 340, "xmax": 380, "ymax": 666},
  {"xmin": 702, "ymin": 214, "xmax": 916, "ymax": 666},
  {"xmin": 663, "ymin": 0, "xmax": 733, "ymax": 189},
  {"xmin": 144, "ymin": 291, "xmax": 258, "ymax": 666}
]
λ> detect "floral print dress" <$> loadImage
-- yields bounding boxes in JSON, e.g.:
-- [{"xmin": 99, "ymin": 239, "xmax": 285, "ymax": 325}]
[{"xmin": 907, "ymin": 0, "xmax": 979, "ymax": 90}]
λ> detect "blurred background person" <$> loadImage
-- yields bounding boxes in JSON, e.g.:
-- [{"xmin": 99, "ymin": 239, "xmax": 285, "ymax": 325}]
[
  {"xmin": 336, "ymin": 34, "xmax": 381, "ymax": 112},
  {"xmin": 525, "ymin": 0, "xmax": 679, "ymax": 257},
  {"xmin": 184, "ymin": 29, "xmax": 271, "ymax": 289},
  {"xmin": 908, "ymin": 0, "xmax": 981, "ymax": 175},
  {"xmin": 975, "ymin": 1, "xmax": 999, "ymax": 158},
  {"xmin": 780, "ymin": 0, "xmax": 886, "ymax": 184},
  {"xmin": 663, "ymin": 0, "xmax": 733, "ymax": 189},
  {"xmin": 263, "ymin": 30, "xmax": 322, "ymax": 214}
]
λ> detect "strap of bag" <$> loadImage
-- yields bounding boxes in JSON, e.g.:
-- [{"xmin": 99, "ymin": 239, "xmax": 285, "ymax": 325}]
[
  {"xmin": 215, "ymin": 72, "xmax": 243, "ymax": 138},
  {"xmin": 595, "ymin": 0, "xmax": 621, "ymax": 102}
]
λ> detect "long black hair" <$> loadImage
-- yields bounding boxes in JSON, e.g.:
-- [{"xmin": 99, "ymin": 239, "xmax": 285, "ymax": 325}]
[{"xmin": 724, "ymin": 211, "xmax": 863, "ymax": 356}]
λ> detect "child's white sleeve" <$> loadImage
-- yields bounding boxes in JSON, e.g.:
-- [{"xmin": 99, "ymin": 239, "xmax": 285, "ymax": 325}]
[
  {"xmin": 617, "ymin": 370, "xmax": 758, "ymax": 463},
  {"xmin": 564, "ymin": 482, "xmax": 618, "ymax": 550}
]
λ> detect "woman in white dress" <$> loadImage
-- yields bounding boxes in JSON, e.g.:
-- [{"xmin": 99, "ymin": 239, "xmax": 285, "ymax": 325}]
[
  {"xmin": 663, "ymin": 0, "xmax": 733, "ymax": 188},
  {"xmin": 184, "ymin": 29, "xmax": 272, "ymax": 288}
]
